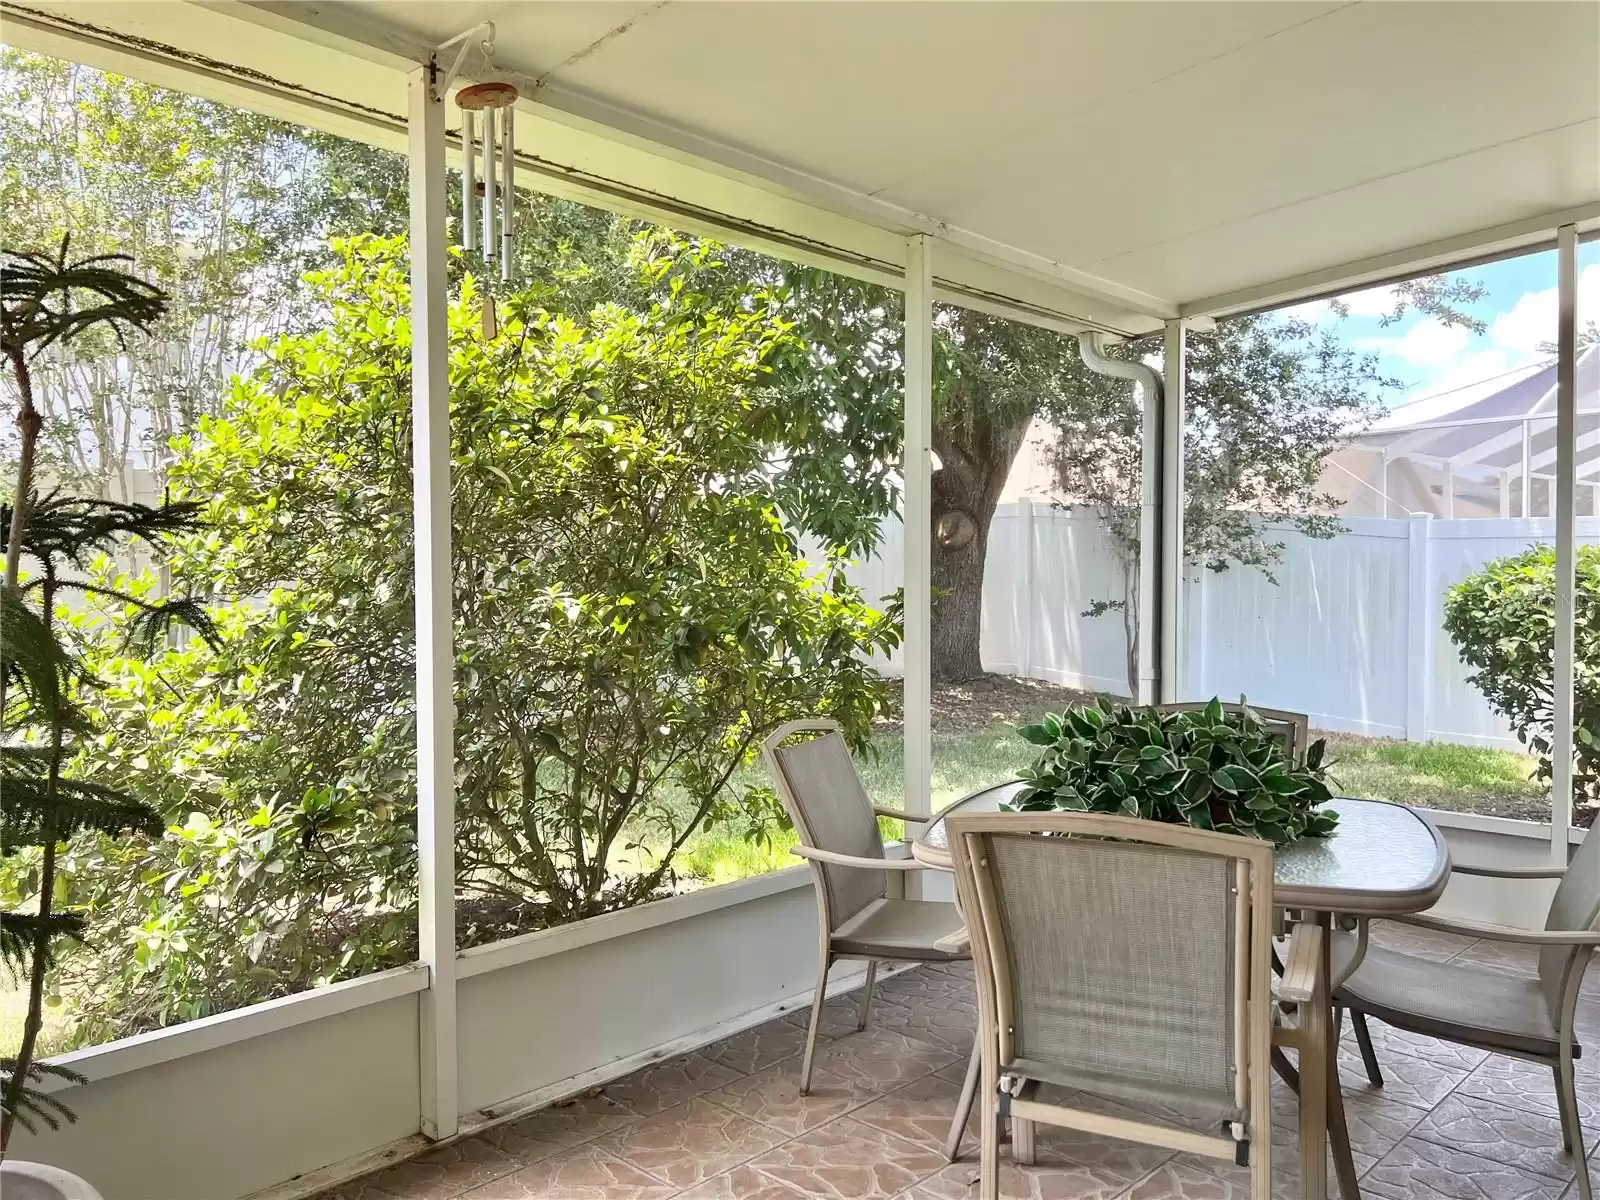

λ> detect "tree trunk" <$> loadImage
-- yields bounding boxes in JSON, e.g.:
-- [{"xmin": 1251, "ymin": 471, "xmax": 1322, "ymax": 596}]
[{"xmin": 929, "ymin": 406, "xmax": 1032, "ymax": 682}]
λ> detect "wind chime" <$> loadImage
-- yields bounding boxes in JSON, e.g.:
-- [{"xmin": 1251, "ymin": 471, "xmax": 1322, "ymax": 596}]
[{"xmin": 434, "ymin": 23, "xmax": 518, "ymax": 336}]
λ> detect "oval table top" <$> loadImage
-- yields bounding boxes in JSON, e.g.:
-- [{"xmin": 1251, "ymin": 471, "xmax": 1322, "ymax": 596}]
[{"xmin": 912, "ymin": 784, "xmax": 1451, "ymax": 916}]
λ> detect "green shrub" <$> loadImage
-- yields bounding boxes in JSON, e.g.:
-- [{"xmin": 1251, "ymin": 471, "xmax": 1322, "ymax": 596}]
[
  {"xmin": 18, "ymin": 233, "xmax": 898, "ymax": 1045},
  {"xmin": 1442, "ymin": 543, "xmax": 1600, "ymax": 816},
  {"xmin": 1013, "ymin": 698, "xmax": 1338, "ymax": 844}
]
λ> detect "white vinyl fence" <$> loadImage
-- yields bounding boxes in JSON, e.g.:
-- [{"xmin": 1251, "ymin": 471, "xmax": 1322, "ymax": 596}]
[{"xmin": 824, "ymin": 505, "xmax": 1599, "ymax": 752}]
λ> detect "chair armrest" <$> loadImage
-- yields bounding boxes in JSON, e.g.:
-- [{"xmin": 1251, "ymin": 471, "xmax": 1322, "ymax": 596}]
[
  {"xmin": 1275, "ymin": 922, "xmax": 1323, "ymax": 1004},
  {"xmin": 1451, "ymin": 862, "xmax": 1568, "ymax": 880},
  {"xmin": 790, "ymin": 845, "xmax": 925, "ymax": 871},
  {"xmin": 873, "ymin": 805, "xmax": 929, "ymax": 823},
  {"xmin": 1394, "ymin": 911, "xmax": 1600, "ymax": 946},
  {"xmin": 933, "ymin": 926, "xmax": 971, "ymax": 955}
]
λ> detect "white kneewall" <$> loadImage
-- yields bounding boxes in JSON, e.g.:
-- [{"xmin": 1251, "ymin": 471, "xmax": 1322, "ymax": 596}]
[
  {"xmin": 1429, "ymin": 814, "xmax": 1568, "ymax": 930},
  {"xmin": 7, "ymin": 992, "xmax": 421, "ymax": 1200},
  {"xmin": 6, "ymin": 860, "xmax": 910, "ymax": 1200},
  {"xmin": 455, "ymin": 865, "xmax": 857, "ymax": 1117}
]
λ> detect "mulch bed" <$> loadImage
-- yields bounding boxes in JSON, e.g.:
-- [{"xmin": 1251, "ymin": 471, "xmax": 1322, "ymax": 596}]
[{"xmin": 874, "ymin": 674, "xmax": 1097, "ymax": 736}]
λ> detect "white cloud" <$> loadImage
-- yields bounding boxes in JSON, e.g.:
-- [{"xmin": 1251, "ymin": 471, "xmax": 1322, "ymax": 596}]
[
  {"xmin": 1488, "ymin": 264, "xmax": 1600, "ymax": 357},
  {"xmin": 1356, "ymin": 317, "xmax": 1471, "ymax": 371},
  {"xmin": 1341, "ymin": 284, "xmax": 1401, "ymax": 319}
]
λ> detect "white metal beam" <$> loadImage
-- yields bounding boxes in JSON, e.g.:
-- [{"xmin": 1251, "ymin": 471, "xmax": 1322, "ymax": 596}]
[
  {"xmin": 903, "ymin": 236, "xmax": 933, "ymax": 831},
  {"xmin": 1182, "ymin": 204, "xmax": 1600, "ymax": 321},
  {"xmin": 408, "ymin": 63, "xmax": 458, "ymax": 1140}
]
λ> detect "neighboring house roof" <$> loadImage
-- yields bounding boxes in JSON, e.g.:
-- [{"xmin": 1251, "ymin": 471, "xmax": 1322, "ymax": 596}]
[{"xmin": 1352, "ymin": 343, "xmax": 1600, "ymax": 479}]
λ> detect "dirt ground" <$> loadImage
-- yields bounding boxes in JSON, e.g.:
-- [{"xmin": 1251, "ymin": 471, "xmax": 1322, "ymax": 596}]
[{"xmin": 876, "ymin": 675, "xmax": 1097, "ymax": 735}]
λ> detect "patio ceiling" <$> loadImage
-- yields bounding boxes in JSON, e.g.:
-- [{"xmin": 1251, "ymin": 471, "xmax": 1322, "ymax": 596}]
[{"xmin": 8, "ymin": 1, "xmax": 1599, "ymax": 336}]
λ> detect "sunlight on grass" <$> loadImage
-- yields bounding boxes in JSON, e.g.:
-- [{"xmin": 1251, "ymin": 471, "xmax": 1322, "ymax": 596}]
[
  {"xmin": 0, "ymin": 975, "xmax": 71, "ymax": 1059},
  {"xmin": 1322, "ymin": 731, "xmax": 1541, "ymax": 818},
  {"xmin": 671, "ymin": 724, "xmax": 1550, "ymax": 888}
]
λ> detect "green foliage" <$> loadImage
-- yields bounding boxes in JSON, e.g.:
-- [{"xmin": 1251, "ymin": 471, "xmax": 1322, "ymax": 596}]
[
  {"xmin": 35, "ymin": 233, "xmax": 895, "ymax": 1043},
  {"xmin": 1, "ymin": 237, "xmax": 216, "ymax": 1147},
  {"xmin": 1013, "ymin": 698, "xmax": 1338, "ymax": 845},
  {"xmin": 1442, "ymin": 543, "xmax": 1600, "ymax": 816}
]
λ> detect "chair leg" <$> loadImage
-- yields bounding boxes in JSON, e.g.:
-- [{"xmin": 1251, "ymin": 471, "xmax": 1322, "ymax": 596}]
[
  {"xmin": 1351, "ymin": 1010, "xmax": 1383, "ymax": 1088},
  {"xmin": 979, "ymin": 1052, "xmax": 1000, "ymax": 1200},
  {"xmin": 799, "ymin": 952, "xmax": 832, "ymax": 1096},
  {"xmin": 1559, "ymin": 1049, "xmax": 1592, "ymax": 1200},
  {"xmin": 945, "ymin": 1036, "xmax": 981, "ymax": 1162},
  {"xmin": 1555, "ymin": 1061, "xmax": 1578, "ymax": 1156},
  {"xmin": 857, "ymin": 959, "xmax": 878, "ymax": 1032},
  {"xmin": 1011, "ymin": 1114, "xmax": 1036, "ymax": 1166},
  {"xmin": 1271, "ymin": 1046, "xmax": 1300, "ymax": 1096}
]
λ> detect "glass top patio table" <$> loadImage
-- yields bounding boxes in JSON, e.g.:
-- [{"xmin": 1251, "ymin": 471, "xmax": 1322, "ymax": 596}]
[{"xmin": 912, "ymin": 784, "xmax": 1451, "ymax": 915}]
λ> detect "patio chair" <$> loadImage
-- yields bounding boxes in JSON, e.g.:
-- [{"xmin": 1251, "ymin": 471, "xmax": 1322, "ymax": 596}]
[
  {"xmin": 1154, "ymin": 701, "xmax": 1310, "ymax": 760},
  {"xmin": 1333, "ymin": 825, "xmax": 1600, "ymax": 1200},
  {"xmin": 946, "ymin": 810, "xmax": 1320, "ymax": 1200},
  {"xmin": 761, "ymin": 719, "xmax": 968, "ymax": 1095}
]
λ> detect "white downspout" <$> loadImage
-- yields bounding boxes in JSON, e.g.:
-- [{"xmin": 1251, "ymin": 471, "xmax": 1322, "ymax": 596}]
[{"xmin": 1078, "ymin": 331, "xmax": 1164, "ymax": 706}]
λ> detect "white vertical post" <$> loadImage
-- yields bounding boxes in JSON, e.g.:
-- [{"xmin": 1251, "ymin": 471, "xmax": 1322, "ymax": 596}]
[
  {"xmin": 1499, "ymin": 469, "xmax": 1511, "ymax": 518},
  {"xmin": 1552, "ymin": 224, "xmax": 1578, "ymax": 855},
  {"xmin": 409, "ymin": 64, "xmax": 458, "ymax": 1141},
  {"xmin": 903, "ymin": 235, "xmax": 933, "ymax": 833},
  {"xmin": 1521, "ymin": 419, "xmax": 1533, "ymax": 517},
  {"xmin": 1017, "ymin": 496, "xmax": 1035, "ymax": 679},
  {"xmin": 1404, "ymin": 513, "xmax": 1434, "ymax": 743},
  {"xmin": 1160, "ymin": 320, "xmax": 1187, "ymax": 702}
]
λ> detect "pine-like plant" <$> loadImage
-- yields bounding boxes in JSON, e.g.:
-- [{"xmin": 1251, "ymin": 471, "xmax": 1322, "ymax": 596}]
[{"xmin": 1, "ymin": 240, "xmax": 216, "ymax": 1151}]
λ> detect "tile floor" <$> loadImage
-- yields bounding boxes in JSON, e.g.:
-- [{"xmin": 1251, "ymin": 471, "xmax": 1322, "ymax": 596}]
[{"xmin": 315, "ymin": 924, "xmax": 1600, "ymax": 1200}]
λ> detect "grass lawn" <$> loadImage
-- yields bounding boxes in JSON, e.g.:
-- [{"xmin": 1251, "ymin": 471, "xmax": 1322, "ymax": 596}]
[{"xmin": 675, "ymin": 677, "xmax": 1551, "ymax": 884}]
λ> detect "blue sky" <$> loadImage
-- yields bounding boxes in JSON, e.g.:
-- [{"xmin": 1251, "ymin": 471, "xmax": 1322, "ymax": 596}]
[{"xmin": 1283, "ymin": 242, "xmax": 1600, "ymax": 408}]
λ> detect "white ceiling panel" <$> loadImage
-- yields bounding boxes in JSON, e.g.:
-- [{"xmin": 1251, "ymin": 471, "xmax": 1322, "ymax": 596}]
[
  {"xmin": 534, "ymin": 1, "xmax": 1348, "ymax": 196},
  {"xmin": 135, "ymin": 1, "xmax": 1600, "ymax": 313}
]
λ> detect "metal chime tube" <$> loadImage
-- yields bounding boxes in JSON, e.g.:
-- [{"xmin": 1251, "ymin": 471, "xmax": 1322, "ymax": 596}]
[
  {"xmin": 482, "ymin": 106, "xmax": 498, "ymax": 267},
  {"xmin": 461, "ymin": 109, "xmax": 477, "ymax": 253},
  {"xmin": 500, "ymin": 105, "xmax": 515, "ymax": 282}
]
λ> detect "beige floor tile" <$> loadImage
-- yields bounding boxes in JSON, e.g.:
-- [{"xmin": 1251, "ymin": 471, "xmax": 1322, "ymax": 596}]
[
  {"xmin": 1363, "ymin": 1136, "xmax": 1569, "ymax": 1199},
  {"xmin": 671, "ymin": 1164, "xmax": 815, "ymax": 1199},
  {"xmin": 334, "ymin": 1139, "xmax": 518, "ymax": 1200},
  {"xmin": 1347, "ymin": 1015, "xmax": 1493, "ymax": 1074},
  {"xmin": 703, "ymin": 1057, "xmax": 880, "ymax": 1138},
  {"xmin": 895, "ymin": 1158, "xmax": 1133, "ymax": 1199},
  {"xmin": 851, "ymin": 1070, "xmax": 974, "ymax": 1154},
  {"xmin": 457, "ymin": 1144, "xmax": 676, "ymax": 1199},
  {"xmin": 1119, "ymin": 1158, "xmax": 1257, "ymax": 1199},
  {"xmin": 808, "ymin": 1026, "xmax": 960, "ymax": 1093},
  {"xmin": 594, "ymin": 1096, "xmax": 785, "ymax": 1191},
  {"xmin": 601, "ymin": 1052, "xmax": 745, "ymax": 1117},
  {"xmin": 1339, "ymin": 1044, "xmax": 1469, "ymax": 1109},
  {"xmin": 747, "ymin": 1116, "xmax": 947, "ymax": 1199},
  {"xmin": 703, "ymin": 1019, "xmax": 813, "ymax": 1075},
  {"xmin": 479, "ymin": 1092, "xmax": 642, "ymax": 1164},
  {"xmin": 1412, "ymin": 1094, "xmax": 1578, "ymax": 1182}
]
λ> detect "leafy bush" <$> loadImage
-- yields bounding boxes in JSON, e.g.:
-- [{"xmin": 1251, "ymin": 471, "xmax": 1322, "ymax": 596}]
[
  {"xmin": 23, "ymin": 233, "xmax": 896, "ymax": 1043},
  {"xmin": 1013, "ymin": 698, "xmax": 1338, "ymax": 844},
  {"xmin": 1442, "ymin": 543, "xmax": 1600, "ymax": 816}
]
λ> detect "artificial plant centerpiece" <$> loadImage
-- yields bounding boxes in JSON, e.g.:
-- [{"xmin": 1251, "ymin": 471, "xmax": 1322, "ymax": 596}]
[
  {"xmin": 1014, "ymin": 698, "xmax": 1339, "ymax": 844},
  {"xmin": 1, "ymin": 240, "xmax": 216, "ymax": 1155}
]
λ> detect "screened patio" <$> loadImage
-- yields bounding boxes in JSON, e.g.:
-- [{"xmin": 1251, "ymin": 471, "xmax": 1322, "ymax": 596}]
[{"xmin": 2, "ymin": 3, "xmax": 1599, "ymax": 1199}]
